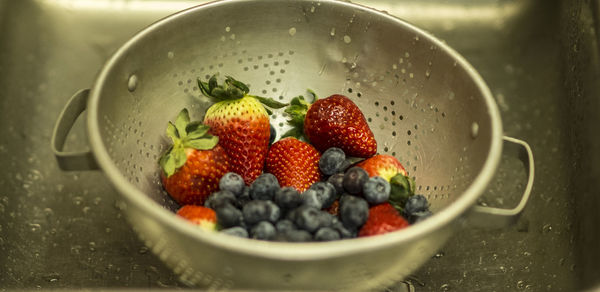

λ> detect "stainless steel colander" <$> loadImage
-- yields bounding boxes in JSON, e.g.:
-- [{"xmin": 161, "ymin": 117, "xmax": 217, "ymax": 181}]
[{"xmin": 51, "ymin": 0, "xmax": 534, "ymax": 290}]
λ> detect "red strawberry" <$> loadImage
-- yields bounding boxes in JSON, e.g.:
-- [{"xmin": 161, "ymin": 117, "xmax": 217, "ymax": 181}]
[
  {"xmin": 358, "ymin": 202, "xmax": 410, "ymax": 237},
  {"xmin": 356, "ymin": 155, "xmax": 415, "ymax": 211},
  {"xmin": 176, "ymin": 205, "xmax": 217, "ymax": 231},
  {"xmin": 285, "ymin": 93, "xmax": 377, "ymax": 157},
  {"xmin": 265, "ymin": 137, "xmax": 322, "ymax": 192},
  {"xmin": 199, "ymin": 75, "xmax": 286, "ymax": 185},
  {"xmin": 160, "ymin": 109, "xmax": 230, "ymax": 205}
]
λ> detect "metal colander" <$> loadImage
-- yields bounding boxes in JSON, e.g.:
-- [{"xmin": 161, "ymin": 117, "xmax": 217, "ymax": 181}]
[{"xmin": 52, "ymin": 0, "xmax": 534, "ymax": 290}]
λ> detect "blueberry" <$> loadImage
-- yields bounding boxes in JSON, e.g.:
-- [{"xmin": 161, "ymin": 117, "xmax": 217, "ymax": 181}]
[
  {"xmin": 273, "ymin": 187, "xmax": 302, "ymax": 211},
  {"xmin": 292, "ymin": 205, "xmax": 322, "ymax": 233},
  {"xmin": 250, "ymin": 221, "xmax": 277, "ymax": 240},
  {"xmin": 301, "ymin": 189, "xmax": 322, "ymax": 209},
  {"xmin": 269, "ymin": 124, "xmax": 277, "ymax": 145},
  {"xmin": 309, "ymin": 181, "xmax": 337, "ymax": 209},
  {"xmin": 237, "ymin": 186, "xmax": 252, "ymax": 207},
  {"xmin": 404, "ymin": 194, "xmax": 430, "ymax": 216},
  {"xmin": 315, "ymin": 211, "xmax": 335, "ymax": 229},
  {"xmin": 314, "ymin": 227, "xmax": 341, "ymax": 241},
  {"xmin": 243, "ymin": 200, "xmax": 280, "ymax": 226},
  {"xmin": 275, "ymin": 219, "xmax": 296, "ymax": 233},
  {"xmin": 250, "ymin": 173, "xmax": 280, "ymax": 200},
  {"xmin": 204, "ymin": 190, "xmax": 238, "ymax": 209},
  {"xmin": 342, "ymin": 167, "xmax": 369, "ymax": 195},
  {"xmin": 219, "ymin": 172, "xmax": 245, "ymax": 197},
  {"xmin": 276, "ymin": 229, "xmax": 313, "ymax": 242},
  {"xmin": 409, "ymin": 210, "xmax": 433, "ymax": 224},
  {"xmin": 331, "ymin": 217, "xmax": 356, "ymax": 238},
  {"xmin": 363, "ymin": 176, "xmax": 391, "ymax": 205},
  {"xmin": 319, "ymin": 147, "xmax": 346, "ymax": 175},
  {"xmin": 215, "ymin": 203, "xmax": 243, "ymax": 228},
  {"xmin": 221, "ymin": 226, "xmax": 249, "ymax": 238},
  {"xmin": 327, "ymin": 173, "xmax": 345, "ymax": 196},
  {"xmin": 339, "ymin": 195, "xmax": 369, "ymax": 230}
]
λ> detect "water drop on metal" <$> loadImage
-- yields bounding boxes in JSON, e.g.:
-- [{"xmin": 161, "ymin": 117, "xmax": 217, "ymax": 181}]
[
  {"xmin": 128, "ymin": 74, "xmax": 138, "ymax": 92},
  {"xmin": 343, "ymin": 35, "xmax": 351, "ymax": 43},
  {"xmin": 167, "ymin": 51, "xmax": 174, "ymax": 59},
  {"xmin": 289, "ymin": 27, "xmax": 297, "ymax": 36},
  {"xmin": 471, "ymin": 122, "xmax": 479, "ymax": 138}
]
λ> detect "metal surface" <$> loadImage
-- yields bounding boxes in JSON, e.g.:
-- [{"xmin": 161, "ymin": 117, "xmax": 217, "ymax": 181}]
[
  {"xmin": 0, "ymin": 0, "xmax": 597, "ymax": 291},
  {"xmin": 75, "ymin": 0, "xmax": 507, "ymax": 289}
]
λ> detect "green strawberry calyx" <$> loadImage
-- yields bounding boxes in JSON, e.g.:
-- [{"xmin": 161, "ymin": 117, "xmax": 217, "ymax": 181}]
[
  {"xmin": 197, "ymin": 74, "xmax": 287, "ymax": 115},
  {"xmin": 159, "ymin": 108, "xmax": 219, "ymax": 178},
  {"xmin": 282, "ymin": 89, "xmax": 318, "ymax": 140},
  {"xmin": 388, "ymin": 173, "xmax": 416, "ymax": 212}
]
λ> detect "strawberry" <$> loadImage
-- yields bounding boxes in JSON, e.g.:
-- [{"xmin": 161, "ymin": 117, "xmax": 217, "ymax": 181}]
[
  {"xmin": 356, "ymin": 155, "xmax": 415, "ymax": 212},
  {"xmin": 358, "ymin": 202, "xmax": 410, "ymax": 237},
  {"xmin": 285, "ymin": 92, "xmax": 377, "ymax": 157},
  {"xmin": 265, "ymin": 137, "xmax": 322, "ymax": 192},
  {"xmin": 159, "ymin": 109, "xmax": 230, "ymax": 205},
  {"xmin": 198, "ymin": 75, "xmax": 286, "ymax": 185},
  {"xmin": 176, "ymin": 205, "xmax": 217, "ymax": 231}
]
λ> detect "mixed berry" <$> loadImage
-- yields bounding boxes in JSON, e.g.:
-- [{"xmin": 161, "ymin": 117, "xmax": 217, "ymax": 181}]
[{"xmin": 163, "ymin": 74, "xmax": 433, "ymax": 242}]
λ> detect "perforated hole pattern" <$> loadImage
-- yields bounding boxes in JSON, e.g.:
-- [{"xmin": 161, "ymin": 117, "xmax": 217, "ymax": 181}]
[{"xmin": 98, "ymin": 1, "xmax": 490, "ymax": 216}]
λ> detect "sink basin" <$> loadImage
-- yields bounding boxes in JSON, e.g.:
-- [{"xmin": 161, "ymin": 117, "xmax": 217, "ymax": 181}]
[{"xmin": 0, "ymin": 0, "xmax": 598, "ymax": 290}]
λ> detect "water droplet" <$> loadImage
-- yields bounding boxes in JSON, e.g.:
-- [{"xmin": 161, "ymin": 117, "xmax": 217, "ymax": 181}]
[
  {"xmin": 225, "ymin": 26, "xmax": 231, "ymax": 32},
  {"xmin": 310, "ymin": 6, "xmax": 315, "ymax": 13},
  {"xmin": 471, "ymin": 122, "xmax": 479, "ymax": 138},
  {"xmin": 414, "ymin": 35, "xmax": 420, "ymax": 41},
  {"xmin": 517, "ymin": 280, "xmax": 525, "ymax": 289},
  {"xmin": 405, "ymin": 52, "xmax": 410, "ymax": 58},
  {"xmin": 330, "ymin": 27, "xmax": 336, "ymax": 36},
  {"xmin": 542, "ymin": 224, "xmax": 553, "ymax": 233},
  {"xmin": 433, "ymin": 252, "xmax": 445, "ymax": 259},
  {"xmin": 409, "ymin": 73, "xmax": 414, "ymax": 79},
  {"xmin": 138, "ymin": 246, "xmax": 149, "ymax": 254},
  {"xmin": 425, "ymin": 69, "xmax": 431, "ymax": 78},
  {"xmin": 343, "ymin": 35, "xmax": 352, "ymax": 43},
  {"xmin": 167, "ymin": 51, "xmax": 174, "ymax": 59},
  {"xmin": 440, "ymin": 283, "xmax": 451, "ymax": 291},
  {"xmin": 29, "ymin": 223, "xmax": 41, "ymax": 232},
  {"xmin": 88, "ymin": 241, "xmax": 96, "ymax": 252},
  {"xmin": 288, "ymin": 27, "xmax": 297, "ymax": 36},
  {"xmin": 128, "ymin": 74, "xmax": 138, "ymax": 92}
]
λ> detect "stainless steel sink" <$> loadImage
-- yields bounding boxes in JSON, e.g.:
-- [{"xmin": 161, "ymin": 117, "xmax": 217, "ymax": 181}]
[{"xmin": 1, "ymin": 0, "xmax": 598, "ymax": 290}]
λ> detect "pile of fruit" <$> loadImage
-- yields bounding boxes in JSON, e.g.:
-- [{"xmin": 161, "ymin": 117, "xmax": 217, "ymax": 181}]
[{"xmin": 159, "ymin": 74, "xmax": 432, "ymax": 242}]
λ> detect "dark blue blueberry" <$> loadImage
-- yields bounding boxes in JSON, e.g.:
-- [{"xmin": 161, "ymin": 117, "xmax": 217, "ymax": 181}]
[
  {"xmin": 315, "ymin": 211, "xmax": 335, "ymax": 229},
  {"xmin": 215, "ymin": 203, "xmax": 243, "ymax": 228},
  {"xmin": 250, "ymin": 221, "xmax": 277, "ymax": 240},
  {"xmin": 363, "ymin": 176, "xmax": 391, "ymax": 205},
  {"xmin": 342, "ymin": 167, "xmax": 369, "ymax": 195},
  {"xmin": 292, "ymin": 205, "xmax": 322, "ymax": 233},
  {"xmin": 221, "ymin": 226, "xmax": 249, "ymax": 238},
  {"xmin": 264, "ymin": 200, "xmax": 281, "ymax": 223},
  {"xmin": 300, "ymin": 189, "xmax": 322, "ymax": 209},
  {"xmin": 250, "ymin": 173, "xmax": 280, "ymax": 200},
  {"xmin": 331, "ymin": 217, "xmax": 356, "ymax": 239},
  {"xmin": 275, "ymin": 219, "xmax": 296, "ymax": 233},
  {"xmin": 404, "ymin": 194, "xmax": 430, "ymax": 216},
  {"xmin": 409, "ymin": 210, "xmax": 433, "ymax": 224},
  {"xmin": 219, "ymin": 172, "xmax": 245, "ymax": 197},
  {"xmin": 327, "ymin": 173, "xmax": 345, "ymax": 196},
  {"xmin": 276, "ymin": 229, "xmax": 313, "ymax": 242},
  {"xmin": 319, "ymin": 147, "xmax": 346, "ymax": 175},
  {"xmin": 309, "ymin": 181, "xmax": 337, "ymax": 209},
  {"xmin": 204, "ymin": 190, "xmax": 238, "ymax": 209},
  {"xmin": 314, "ymin": 227, "xmax": 341, "ymax": 241},
  {"xmin": 269, "ymin": 124, "xmax": 277, "ymax": 145},
  {"xmin": 243, "ymin": 199, "xmax": 279, "ymax": 226},
  {"xmin": 273, "ymin": 187, "xmax": 302, "ymax": 211},
  {"xmin": 339, "ymin": 195, "xmax": 369, "ymax": 230},
  {"xmin": 237, "ymin": 186, "xmax": 252, "ymax": 207}
]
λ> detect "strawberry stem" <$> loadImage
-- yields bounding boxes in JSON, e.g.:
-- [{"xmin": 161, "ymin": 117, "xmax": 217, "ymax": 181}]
[{"xmin": 198, "ymin": 74, "xmax": 287, "ymax": 110}]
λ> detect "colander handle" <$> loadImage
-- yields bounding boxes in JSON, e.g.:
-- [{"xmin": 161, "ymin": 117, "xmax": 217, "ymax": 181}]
[
  {"xmin": 51, "ymin": 89, "xmax": 99, "ymax": 171},
  {"xmin": 467, "ymin": 136, "xmax": 534, "ymax": 228}
]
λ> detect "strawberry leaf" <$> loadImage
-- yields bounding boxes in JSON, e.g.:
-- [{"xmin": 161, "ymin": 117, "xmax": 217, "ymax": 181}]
[
  {"xmin": 172, "ymin": 145, "xmax": 187, "ymax": 170},
  {"xmin": 225, "ymin": 75, "xmax": 249, "ymax": 94},
  {"xmin": 160, "ymin": 150, "xmax": 177, "ymax": 177},
  {"xmin": 166, "ymin": 122, "xmax": 178, "ymax": 142},
  {"xmin": 186, "ymin": 122, "xmax": 210, "ymax": 140},
  {"xmin": 184, "ymin": 135, "xmax": 219, "ymax": 150},
  {"xmin": 252, "ymin": 95, "xmax": 288, "ymax": 109},
  {"xmin": 388, "ymin": 174, "xmax": 416, "ymax": 212},
  {"xmin": 174, "ymin": 109, "xmax": 190, "ymax": 139}
]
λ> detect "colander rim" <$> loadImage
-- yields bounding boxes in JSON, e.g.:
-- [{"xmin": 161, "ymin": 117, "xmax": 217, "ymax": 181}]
[{"xmin": 87, "ymin": 0, "xmax": 503, "ymax": 260}]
